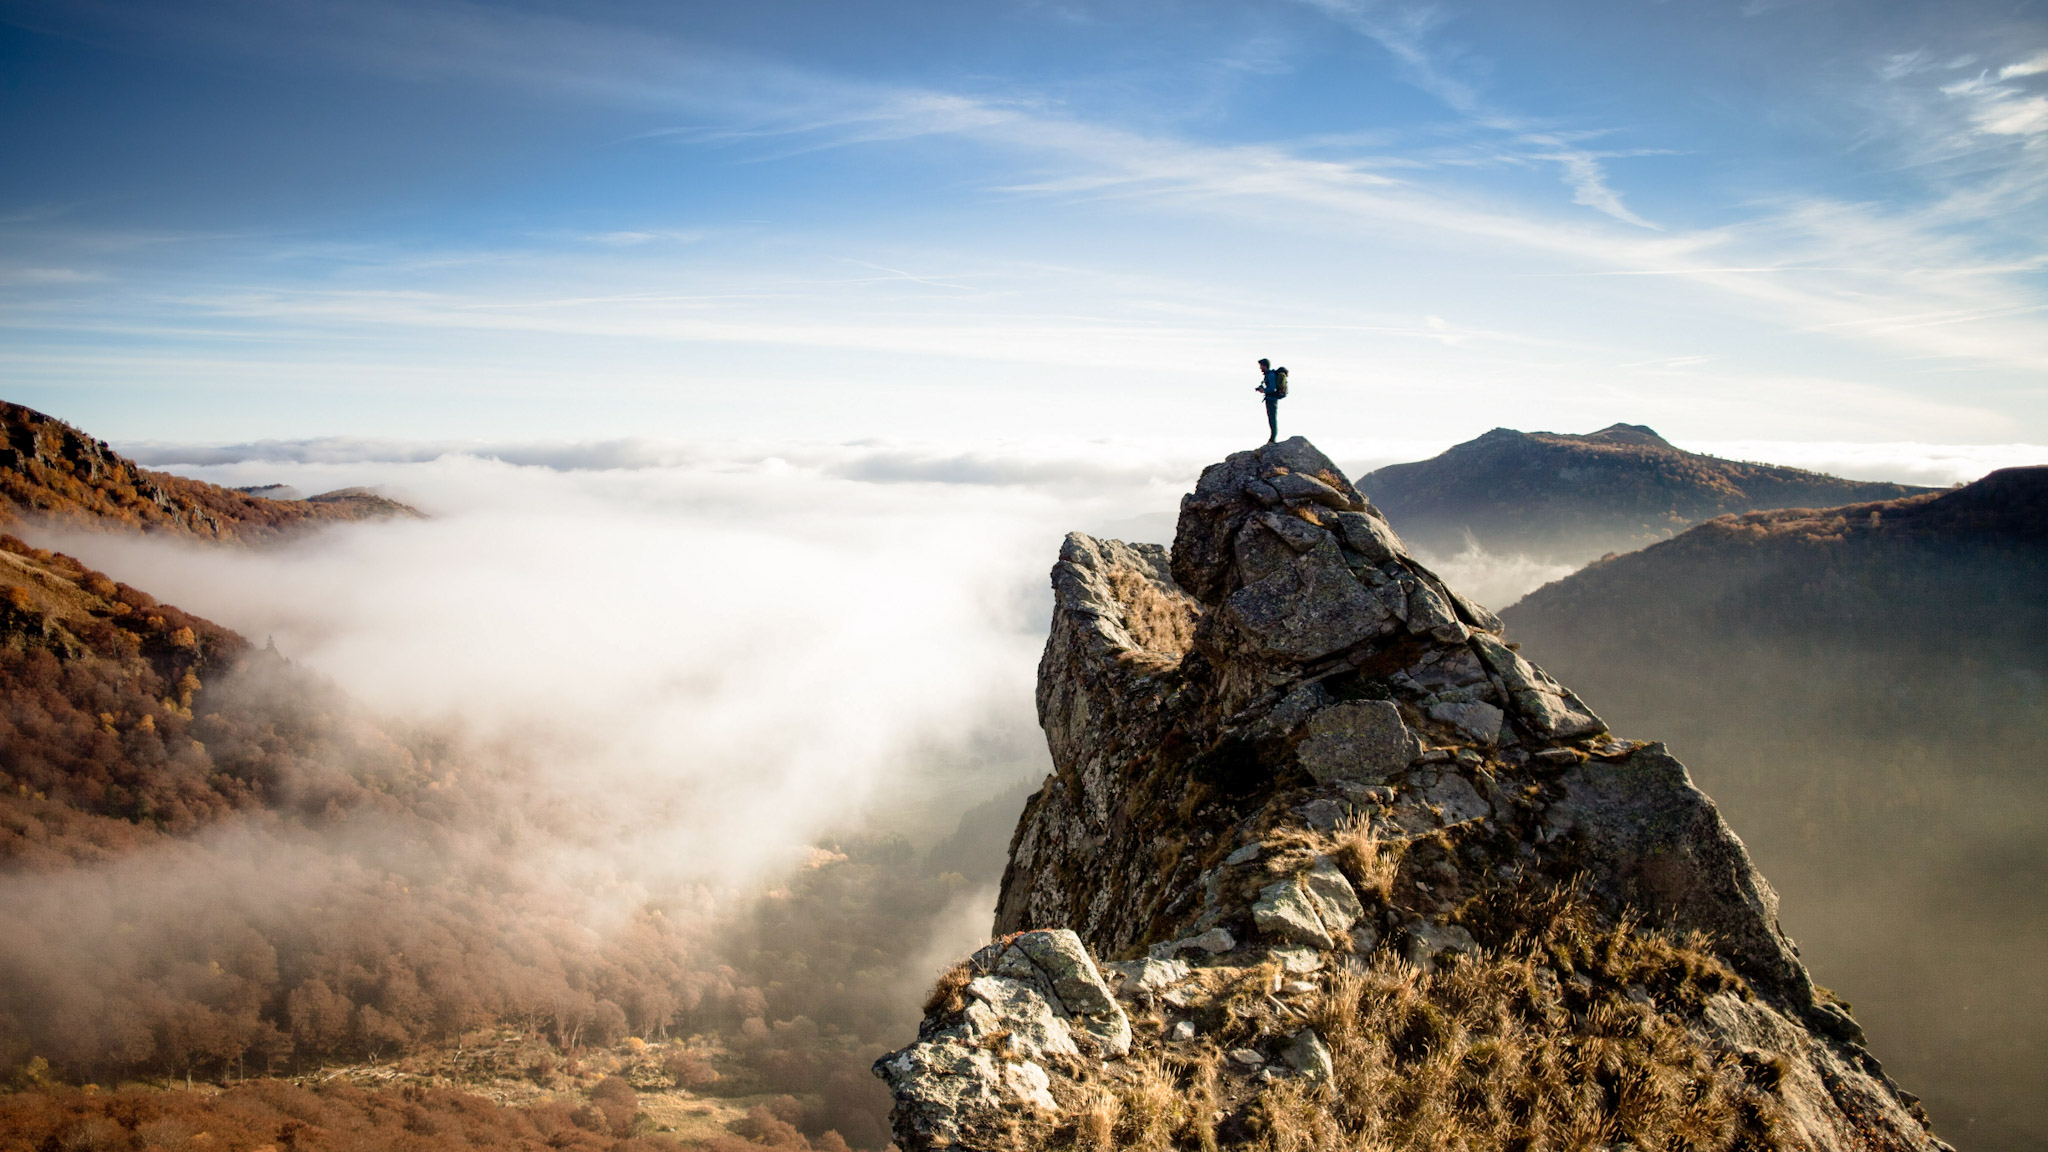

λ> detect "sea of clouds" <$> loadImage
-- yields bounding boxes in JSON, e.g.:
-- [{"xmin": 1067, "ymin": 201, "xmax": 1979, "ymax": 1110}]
[{"xmin": 35, "ymin": 434, "xmax": 2034, "ymax": 905}]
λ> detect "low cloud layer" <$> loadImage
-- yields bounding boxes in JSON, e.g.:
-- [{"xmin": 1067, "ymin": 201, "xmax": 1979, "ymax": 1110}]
[
  {"xmin": 49, "ymin": 433, "xmax": 2031, "ymax": 897},
  {"xmin": 1410, "ymin": 539, "xmax": 1582, "ymax": 615},
  {"xmin": 49, "ymin": 447, "xmax": 1187, "ymax": 892},
  {"xmin": 1676, "ymin": 439, "xmax": 2046, "ymax": 489}
]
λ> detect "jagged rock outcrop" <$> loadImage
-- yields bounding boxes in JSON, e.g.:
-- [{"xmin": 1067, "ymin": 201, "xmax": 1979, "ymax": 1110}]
[
  {"xmin": 875, "ymin": 929, "xmax": 1133, "ymax": 1147},
  {"xmin": 0, "ymin": 400, "xmax": 420, "ymax": 540},
  {"xmin": 878, "ymin": 438, "xmax": 1947, "ymax": 1151}
]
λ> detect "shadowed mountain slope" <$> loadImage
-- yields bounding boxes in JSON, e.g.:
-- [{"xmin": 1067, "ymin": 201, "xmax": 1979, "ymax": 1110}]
[
  {"xmin": 875, "ymin": 438, "xmax": 1944, "ymax": 1152},
  {"xmin": 1, "ymin": 401, "xmax": 419, "ymax": 540},
  {"xmin": 1359, "ymin": 424, "xmax": 1932, "ymax": 565},
  {"xmin": 1502, "ymin": 467, "xmax": 2047, "ymax": 1149}
]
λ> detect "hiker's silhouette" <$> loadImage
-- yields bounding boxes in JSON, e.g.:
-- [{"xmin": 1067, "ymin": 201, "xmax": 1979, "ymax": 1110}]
[{"xmin": 1254, "ymin": 359, "xmax": 1288, "ymax": 444}]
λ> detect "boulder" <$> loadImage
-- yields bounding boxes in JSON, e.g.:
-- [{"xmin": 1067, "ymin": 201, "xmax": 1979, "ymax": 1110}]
[
  {"xmin": 983, "ymin": 929, "xmax": 1132, "ymax": 1057},
  {"xmin": 1402, "ymin": 921, "xmax": 1478, "ymax": 966},
  {"xmin": 1470, "ymin": 634, "xmax": 1605, "ymax": 739},
  {"xmin": 1418, "ymin": 771, "xmax": 1490, "ymax": 826},
  {"xmin": 962, "ymin": 975, "xmax": 1079, "ymax": 1060},
  {"xmin": 1218, "ymin": 536, "xmax": 1396, "ymax": 662},
  {"xmin": 1253, "ymin": 876, "xmax": 1338, "ymax": 949},
  {"xmin": 1331, "ymin": 510, "xmax": 1406, "ymax": 563},
  {"xmin": 1148, "ymin": 927, "xmax": 1235, "ymax": 959},
  {"xmin": 1428, "ymin": 700, "xmax": 1504, "ymax": 744},
  {"xmin": 1252, "ymin": 857, "xmax": 1363, "ymax": 950},
  {"xmin": 873, "ymin": 1039, "xmax": 1058, "ymax": 1146},
  {"xmin": 1399, "ymin": 572, "xmax": 1469, "ymax": 642},
  {"xmin": 1295, "ymin": 700, "xmax": 1420, "ymax": 785},
  {"xmin": 1284, "ymin": 1028, "xmax": 1335, "ymax": 1083},
  {"xmin": 1105, "ymin": 957, "xmax": 1191, "ymax": 996},
  {"xmin": 1171, "ymin": 438, "xmax": 1369, "ymax": 604},
  {"xmin": 1268, "ymin": 946, "xmax": 1324, "ymax": 974},
  {"xmin": 1295, "ymin": 797, "xmax": 1350, "ymax": 833},
  {"xmin": 1266, "ymin": 470, "xmax": 1363, "ymax": 510}
]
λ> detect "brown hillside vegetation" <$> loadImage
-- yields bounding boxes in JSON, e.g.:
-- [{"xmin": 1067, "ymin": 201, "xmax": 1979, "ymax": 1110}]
[
  {"xmin": 0, "ymin": 535, "xmax": 994, "ymax": 1148},
  {"xmin": 0, "ymin": 533, "xmax": 254, "ymax": 862},
  {"xmin": 0, "ymin": 1078, "xmax": 682, "ymax": 1152},
  {"xmin": 1503, "ymin": 466, "xmax": 2048, "ymax": 1149},
  {"xmin": 0, "ymin": 531, "xmax": 465, "ymax": 866},
  {"xmin": 0, "ymin": 1047, "xmax": 870, "ymax": 1152},
  {"xmin": 0, "ymin": 401, "xmax": 420, "ymax": 540},
  {"xmin": 1360, "ymin": 423, "xmax": 1933, "ymax": 564}
]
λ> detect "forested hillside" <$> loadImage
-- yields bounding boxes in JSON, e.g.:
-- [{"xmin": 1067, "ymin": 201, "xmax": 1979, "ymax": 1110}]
[{"xmin": 1, "ymin": 401, "xmax": 418, "ymax": 540}]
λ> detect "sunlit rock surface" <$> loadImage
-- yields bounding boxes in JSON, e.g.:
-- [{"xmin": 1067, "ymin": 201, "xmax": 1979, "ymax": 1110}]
[{"xmin": 878, "ymin": 437, "xmax": 1947, "ymax": 1152}]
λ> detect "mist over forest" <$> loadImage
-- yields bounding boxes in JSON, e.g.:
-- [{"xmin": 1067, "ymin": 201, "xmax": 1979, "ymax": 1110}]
[
  {"xmin": 2, "ymin": 433, "xmax": 2040, "ymax": 1149},
  {"xmin": 0, "ymin": 439, "xmax": 1230, "ymax": 1148}
]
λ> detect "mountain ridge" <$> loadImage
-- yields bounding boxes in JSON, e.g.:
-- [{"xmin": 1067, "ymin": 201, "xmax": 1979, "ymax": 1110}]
[
  {"xmin": 1, "ymin": 400, "xmax": 421, "ymax": 541},
  {"xmin": 1360, "ymin": 423, "xmax": 1934, "ymax": 565}
]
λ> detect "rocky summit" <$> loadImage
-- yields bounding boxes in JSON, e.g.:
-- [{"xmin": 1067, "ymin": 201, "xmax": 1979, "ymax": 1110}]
[{"xmin": 875, "ymin": 438, "xmax": 1946, "ymax": 1152}]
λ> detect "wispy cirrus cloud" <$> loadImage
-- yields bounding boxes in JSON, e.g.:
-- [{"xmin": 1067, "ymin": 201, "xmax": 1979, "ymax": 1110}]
[
  {"xmin": 1288, "ymin": 0, "xmax": 1662, "ymax": 229},
  {"xmin": 1943, "ymin": 56, "xmax": 2048, "ymax": 138}
]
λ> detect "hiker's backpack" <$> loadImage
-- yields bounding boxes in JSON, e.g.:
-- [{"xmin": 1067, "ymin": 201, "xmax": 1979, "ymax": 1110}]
[{"xmin": 1273, "ymin": 367, "xmax": 1290, "ymax": 397}]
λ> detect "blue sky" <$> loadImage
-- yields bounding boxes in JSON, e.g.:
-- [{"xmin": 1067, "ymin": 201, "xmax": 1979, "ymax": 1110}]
[{"xmin": 2, "ymin": 0, "xmax": 2044, "ymax": 446}]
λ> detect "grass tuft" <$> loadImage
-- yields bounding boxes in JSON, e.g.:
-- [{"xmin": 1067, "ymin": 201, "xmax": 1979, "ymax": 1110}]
[{"xmin": 923, "ymin": 961, "xmax": 974, "ymax": 1018}]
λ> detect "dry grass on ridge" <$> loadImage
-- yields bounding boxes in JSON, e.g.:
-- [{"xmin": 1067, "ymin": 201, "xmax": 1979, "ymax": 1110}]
[{"xmin": 1014, "ymin": 886, "xmax": 1787, "ymax": 1152}]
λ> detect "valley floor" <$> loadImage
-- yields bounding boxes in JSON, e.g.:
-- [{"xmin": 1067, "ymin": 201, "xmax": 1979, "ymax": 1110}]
[{"xmin": 0, "ymin": 1031, "xmax": 856, "ymax": 1151}]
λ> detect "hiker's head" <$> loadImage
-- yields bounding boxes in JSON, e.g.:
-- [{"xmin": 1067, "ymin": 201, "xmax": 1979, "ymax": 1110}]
[{"xmin": 1258, "ymin": 358, "xmax": 1270, "ymax": 369}]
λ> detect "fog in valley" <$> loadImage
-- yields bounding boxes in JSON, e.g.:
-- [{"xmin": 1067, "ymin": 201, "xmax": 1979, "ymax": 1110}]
[{"xmin": 4, "ymin": 435, "xmax": 2038, "ymax": 1146}]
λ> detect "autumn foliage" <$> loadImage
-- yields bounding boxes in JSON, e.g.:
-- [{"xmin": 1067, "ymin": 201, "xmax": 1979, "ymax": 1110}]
[{"xmin": 0, "ymin": 400, "xmax": 417, "ymax": 542}]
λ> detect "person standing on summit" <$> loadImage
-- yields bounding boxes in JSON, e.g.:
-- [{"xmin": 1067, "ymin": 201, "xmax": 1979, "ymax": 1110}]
[{"xmin": 1254, "ymin": 359, "xmax": 1288, "ymax": 444}]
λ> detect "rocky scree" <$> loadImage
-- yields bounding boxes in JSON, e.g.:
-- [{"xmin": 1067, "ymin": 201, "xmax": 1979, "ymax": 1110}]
[{"xmin": 876, "ymin": 438, "xmax": 1947, "ymax": 1152}]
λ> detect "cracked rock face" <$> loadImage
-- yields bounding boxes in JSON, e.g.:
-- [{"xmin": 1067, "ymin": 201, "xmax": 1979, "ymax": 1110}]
[
  {"xmin": 874, "ymin": 929, "xmax": 1130, "ymax": 1146},
  {"xmin": 879, "ymin": 438, "xmax": 1946, "ymax": 1152}
]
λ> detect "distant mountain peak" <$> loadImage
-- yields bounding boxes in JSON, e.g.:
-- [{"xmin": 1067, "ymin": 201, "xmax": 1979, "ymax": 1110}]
[
  {"xmin": 1576, "ymin": 421, "xmax": 1671, "ymax": 447},
  {"xmin": 1362, "ymin": 422, "xmax": 1933, "ymax": 565},
  {"xmin": 1501, "ymin": 465, "xmax": 2048, "ymax": 1138}
]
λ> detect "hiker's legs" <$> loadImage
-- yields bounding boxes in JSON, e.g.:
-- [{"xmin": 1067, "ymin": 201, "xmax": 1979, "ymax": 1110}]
[{"xmin": 1265, "ymin": 397, "xmax": 1279, "ymax": 443}]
